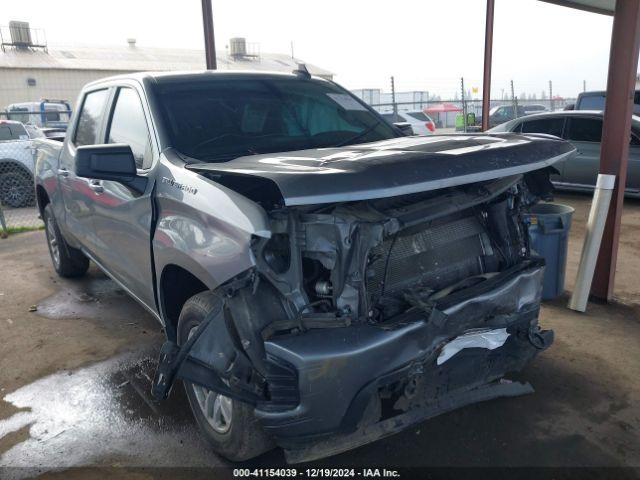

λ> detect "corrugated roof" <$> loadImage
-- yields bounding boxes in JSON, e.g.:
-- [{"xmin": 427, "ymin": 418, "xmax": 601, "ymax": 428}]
[
  {"xmin": 539, "ymin": 0, "xmax": 615, "ymax": 15},
  {"xmin": 0, "ymin": 44, "xmax": 333, "ymax": 77}
]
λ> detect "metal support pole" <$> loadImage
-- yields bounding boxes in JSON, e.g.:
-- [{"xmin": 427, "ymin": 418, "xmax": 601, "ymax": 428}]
[
  {"xmin": 0, "ymin": 205, "xmax": 7, "ymax": 238},
  {"xmin": 391, "ymin": 76, "xmax": 398, "ymax": 122},
  {"xmin": 510, "ymin": 80, "xmax": 517, "ymax": 118},
  {"xmin": 569, "ymin": 175, "xmax": 616, "ymax": 312},
  {"xmin": 592, "ymin": 0, "xmax": 640, "ymax": 301},
  {"xmin": 481, "ymin": 0, "xmax": 495, "ymax": 131},
  {"xmin": 549, "ymin": 80, "xmax": 554, "ymax": 111},
  {"xmin": 461, "ymin": 77, "xmax": 467, "ymax": 132},
  {"xmin": 201, "ymin": 0, "xmax": 217, "ymax": 70}
]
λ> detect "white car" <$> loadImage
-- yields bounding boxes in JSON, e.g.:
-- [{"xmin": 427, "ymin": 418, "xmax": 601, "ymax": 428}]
[
  {"xmin": 381, "ymin": 111, "xmax": 436, "ymax": 135},
  {"xmin": 0, "ymin": 120, "xmax": 37, "ymax": 207}
]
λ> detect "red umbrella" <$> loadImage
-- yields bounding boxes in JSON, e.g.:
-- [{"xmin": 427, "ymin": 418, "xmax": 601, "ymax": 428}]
[{"xmin": 423, "ymin": 103, "xmax": 462, "ymax": 113}]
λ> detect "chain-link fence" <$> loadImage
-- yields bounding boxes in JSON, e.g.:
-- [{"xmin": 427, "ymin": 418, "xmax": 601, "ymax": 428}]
[{"xmin": 366, "ymin": 98, "xmax": 577, "ymax": 130}]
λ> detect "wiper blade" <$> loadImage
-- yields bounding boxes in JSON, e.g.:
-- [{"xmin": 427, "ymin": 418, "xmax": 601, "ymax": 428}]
[{"xmin": 334, "ymin": 120, "xmax": 381, "ymax": 148}]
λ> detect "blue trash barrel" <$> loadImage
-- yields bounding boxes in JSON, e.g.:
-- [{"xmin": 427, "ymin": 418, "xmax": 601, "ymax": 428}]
[{"xmin": 524, "ymin": 203, "xmax": 575, "ymax": 300}]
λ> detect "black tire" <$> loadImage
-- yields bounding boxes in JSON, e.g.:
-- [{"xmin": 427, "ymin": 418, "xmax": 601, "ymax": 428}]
[
  {"xmin": 43, "ymin": 204, "xmax": 89, "ymax": 278},
  {"xmin": 0, "ymin": 169, "xmax": 35, "ymax": 208},
  {"xmin": 178, "ymin": 291, "xmax": 274, "ymax": 461}
]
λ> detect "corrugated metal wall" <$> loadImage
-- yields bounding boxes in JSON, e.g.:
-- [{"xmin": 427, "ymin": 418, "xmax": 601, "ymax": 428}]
[{"xmin": 0, "ymin": 68, "xmax": 130, "ymax": 109}]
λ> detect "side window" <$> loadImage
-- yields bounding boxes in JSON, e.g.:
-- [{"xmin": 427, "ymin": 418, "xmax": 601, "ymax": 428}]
[
  {"xmin": 74, "ymin": 89, "xmax": 109, "ymax": 146},
  {"xmin": 106, "ymin": 88, "xmax": 152, "ymax": 169},
  {"xmin": 0, "ymin": 124, "xmax": 28, "ymax": 141},
  {"xmin": 564, "ymin": 118, "xmax": 602, "ymax": 143},
  {"xmin": 578, "ymin": 95, "xmax": 605, "ymax": 111},
  {"xmin": 521, "ymin": 118, "xmax": 565, "ymax": 137}
]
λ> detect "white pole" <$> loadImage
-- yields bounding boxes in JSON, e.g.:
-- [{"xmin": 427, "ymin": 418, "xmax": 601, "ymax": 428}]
[{"xmin": 568, "ymin": 174, "xmax": 616, "ymax": 312}]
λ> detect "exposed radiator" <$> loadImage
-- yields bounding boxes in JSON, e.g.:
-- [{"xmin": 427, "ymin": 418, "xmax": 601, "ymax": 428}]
[{"xmin": 366, "ymin": 215, "xmax": 495, "ymax": 303}]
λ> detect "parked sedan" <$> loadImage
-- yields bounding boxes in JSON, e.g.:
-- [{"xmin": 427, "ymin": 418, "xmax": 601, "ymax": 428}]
[
  {"xmin": 489, "ymin": 110, "xmax": 640, "ymax": 197},
  {"xmin": 381, "ymin": 111, "xmax": 436, "ymax": 135}
]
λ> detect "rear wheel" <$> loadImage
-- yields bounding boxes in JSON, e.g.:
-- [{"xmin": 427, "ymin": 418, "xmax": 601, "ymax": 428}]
[
  {"xmin": 0, "ymin": 169, "xmax": 35, "ymax": 208},
  {"xmin": 43, "ymin": 204, "xmax": 89, "ymax": 278},
  {"xmin": 178, "ymin": 290, "xmax": 274, "ymax": 461}
]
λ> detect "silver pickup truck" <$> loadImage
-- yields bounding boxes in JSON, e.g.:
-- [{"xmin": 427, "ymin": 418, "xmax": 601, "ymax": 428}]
[{"xmin": 34, "ymin": 70, "xmax": 575, "ymax": 462}]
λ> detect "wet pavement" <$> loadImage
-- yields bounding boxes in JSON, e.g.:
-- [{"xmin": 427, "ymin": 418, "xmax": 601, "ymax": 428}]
[{"xmin": 0, "ymin": 350, "xmax": 224, "ymax": 473}]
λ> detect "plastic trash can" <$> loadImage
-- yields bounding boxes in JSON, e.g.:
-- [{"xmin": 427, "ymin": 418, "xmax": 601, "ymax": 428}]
[
  {"xmin": 524, "ymin": 203, "xmax": 575, "ymax": 300},
  {"xmin": 466, "ymin": 112, "xmax": 476, "ymax": 126}
]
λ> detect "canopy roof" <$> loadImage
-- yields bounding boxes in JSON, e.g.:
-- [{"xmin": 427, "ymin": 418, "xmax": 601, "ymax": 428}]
[
  {"xmin": 539, "ymin": 0, "xmax": 615, "ymax": 15},
  {"xmin": 423, "ymin": 103, "xmax": 462, "ymax": 113}
]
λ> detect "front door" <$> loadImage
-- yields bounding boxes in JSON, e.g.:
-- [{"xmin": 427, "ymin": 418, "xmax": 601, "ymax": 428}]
[
  {"xmin": 89, "ymin": 86, "xmax": 157, "ymax": 311},
  {"xmin": 561, "ymin": 116, "xmax": 602, "ymax": 188}
]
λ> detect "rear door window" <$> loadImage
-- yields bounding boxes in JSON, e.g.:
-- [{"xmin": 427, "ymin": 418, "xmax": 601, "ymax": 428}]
[
  {"xmin": 578, "ymin": 94, "xmax": 605, "ymax": 111},
  {"xmin": 74, "ymin": 89, "xmax": 109, "ymax": 146},
  {"xmin": 521, "ymin": 117, "xmax": 565, "ymax": 137},
  {"xmin": 564, "ymin": 117, "xmax": 602, "ymax": 143},
  {"xmin": 106, "ymin": 88, "xmax": 152, "ymax": 169}
]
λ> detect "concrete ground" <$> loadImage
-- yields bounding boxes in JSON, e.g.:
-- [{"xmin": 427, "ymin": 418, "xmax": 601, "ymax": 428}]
[{"xmin": 0, "ymin": 193, "xmax": 639, "ymax": 478}]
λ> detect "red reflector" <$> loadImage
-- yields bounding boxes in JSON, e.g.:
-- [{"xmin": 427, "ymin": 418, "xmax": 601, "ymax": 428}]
[{"xmin": 426, "ymin": 121, "xmax": 435, "ymax": 132}]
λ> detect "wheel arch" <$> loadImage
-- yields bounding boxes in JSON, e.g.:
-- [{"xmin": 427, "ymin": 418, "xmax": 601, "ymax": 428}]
[
  {"xmin": 36, "ymin": 184, "xmax": 50, "ymax": 217},
  {"xmin": 0, "ymin": 159, "xmax": 33, "ymax": 179},
  {"xmin": 158, "ymin": 263, "xmax": 210, "ymax": 341}
]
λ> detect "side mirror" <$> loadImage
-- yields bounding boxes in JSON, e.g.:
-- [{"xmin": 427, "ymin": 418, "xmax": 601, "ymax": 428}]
[
  {"xmin": 393, "ymin": 122, "xmax": 414, "ymax": 136},
  {"xmin": 75, "ymin": 144, "xmax": 147, "ymax": 194}
]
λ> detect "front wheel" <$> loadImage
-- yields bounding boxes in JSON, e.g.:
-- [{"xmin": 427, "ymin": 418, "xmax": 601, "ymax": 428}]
[
  {"xmin": 178, "ymin": 291, "xmax": 274, "ymax": 461},
  {"xmin": 43, "ymin": 204, "xmax": 89, "ymax": 278}
]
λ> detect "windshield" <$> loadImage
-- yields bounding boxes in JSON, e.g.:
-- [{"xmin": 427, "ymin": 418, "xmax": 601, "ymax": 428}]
[{"xmin": 155, "ymin": 77, "xmax": 398, "ymax": 162}]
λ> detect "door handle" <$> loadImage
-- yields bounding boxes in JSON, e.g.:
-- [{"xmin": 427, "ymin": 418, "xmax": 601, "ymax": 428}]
[
  {"xmin": 57, "ymin": 168, "xmax": 69, "ymax": 177},
  {"xmin": 89, "ymin": 180, "xmax": 104, "ymax": 194}
]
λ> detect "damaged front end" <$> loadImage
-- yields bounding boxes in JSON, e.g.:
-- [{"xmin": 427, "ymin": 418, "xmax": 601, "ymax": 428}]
[{"xmin": 153, "ymin": 169, "xmax": 555, "ymax": 462}]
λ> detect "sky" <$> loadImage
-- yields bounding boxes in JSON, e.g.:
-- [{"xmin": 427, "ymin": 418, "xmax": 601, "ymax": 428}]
[{"xmin": 2, "ymin": 0, "xmax": 615, "ymax": 99}]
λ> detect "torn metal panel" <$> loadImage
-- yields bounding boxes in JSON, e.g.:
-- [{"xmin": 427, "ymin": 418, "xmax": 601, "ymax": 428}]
[{"xmin": 437, "ymin": 328, "xmax": 510, "ymax": 365}]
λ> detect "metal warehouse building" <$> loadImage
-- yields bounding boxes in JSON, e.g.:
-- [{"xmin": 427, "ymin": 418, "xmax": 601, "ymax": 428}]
[{"xmin": 0, "ymin": 27, "xmax": 333, "ymax": 109}]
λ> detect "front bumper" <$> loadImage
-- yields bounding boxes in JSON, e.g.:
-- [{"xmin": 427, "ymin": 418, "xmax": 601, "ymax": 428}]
[{"xmin": 256, "ymin": 259, "xmax": 551, "ymax": 452}]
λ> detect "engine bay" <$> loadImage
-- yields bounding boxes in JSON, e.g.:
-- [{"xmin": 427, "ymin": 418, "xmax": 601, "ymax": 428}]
[{"xmin": 251, "ymin": 172, "xmax": 549, "ymax": 335}]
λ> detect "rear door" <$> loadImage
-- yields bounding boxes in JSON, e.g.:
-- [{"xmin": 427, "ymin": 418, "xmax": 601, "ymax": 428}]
[
  {"xmin": 58, "ymin": 88, "xmax": 111, "ymax": 252},
  {"xmin": 88, "ymin": 84, "xmax": 157, "ymax": 310},
  {"xmin": 562, "ymin": 116, "xmax": 602, "ymax": 187}
]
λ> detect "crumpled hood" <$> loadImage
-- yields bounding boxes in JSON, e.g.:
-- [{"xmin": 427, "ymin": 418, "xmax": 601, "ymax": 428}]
[{"xmin": 187, "ymin": 133, "xmax": 575, "ymax": 206}]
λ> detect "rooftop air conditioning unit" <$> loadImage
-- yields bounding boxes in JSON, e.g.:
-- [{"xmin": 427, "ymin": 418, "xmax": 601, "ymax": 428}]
[{"xmin": 9, "ymin": 21, "xmax": 32, "ymax": 47}]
